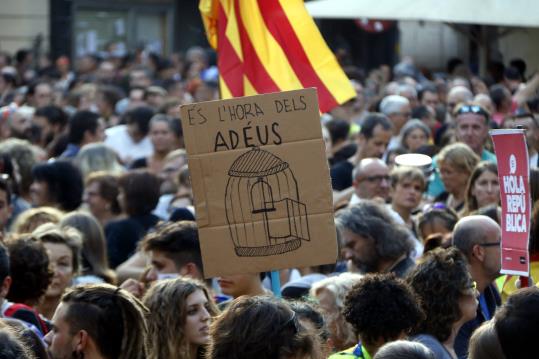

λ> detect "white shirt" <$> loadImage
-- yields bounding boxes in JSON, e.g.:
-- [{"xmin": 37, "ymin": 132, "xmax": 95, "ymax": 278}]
[{"xmin": 105, "ymin": 125, "xmax": 153, "ymax": 165}]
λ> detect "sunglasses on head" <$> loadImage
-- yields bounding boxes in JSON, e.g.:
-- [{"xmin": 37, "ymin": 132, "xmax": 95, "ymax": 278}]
[{"xmin": 455, "ymin": 105, "xmax": 490, "ymax": 119}]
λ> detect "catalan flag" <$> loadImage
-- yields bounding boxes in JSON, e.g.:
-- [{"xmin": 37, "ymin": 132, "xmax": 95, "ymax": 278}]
[{"xmin": 199, "ymin": 0, "xmax": 356, "ymax": 113}]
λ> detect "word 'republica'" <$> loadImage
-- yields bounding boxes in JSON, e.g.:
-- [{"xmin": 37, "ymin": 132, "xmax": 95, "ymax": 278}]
[{"xmin": 503, "ymin": 175, "xmax": 527, "ymax": 233}]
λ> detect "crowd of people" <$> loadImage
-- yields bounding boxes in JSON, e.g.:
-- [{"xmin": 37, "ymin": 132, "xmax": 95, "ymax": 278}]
[{"xmin": 0, "ymin": 42, "xmax": 538, "ymax": 359}]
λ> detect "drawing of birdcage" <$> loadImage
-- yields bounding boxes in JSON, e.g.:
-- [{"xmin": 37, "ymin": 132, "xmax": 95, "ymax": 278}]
[{"xmin": 225, "ymin": 147, "xmax": 310, "ymax": 257}]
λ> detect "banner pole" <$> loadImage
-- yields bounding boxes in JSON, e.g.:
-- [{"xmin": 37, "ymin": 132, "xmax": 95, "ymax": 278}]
[
  {"xmin": 270, "ymin": 270, "xmax": 281, "ymax": 297},
  {"xmin": 516, "ymin": 125, "xmax": 530, "ymax": 289}
]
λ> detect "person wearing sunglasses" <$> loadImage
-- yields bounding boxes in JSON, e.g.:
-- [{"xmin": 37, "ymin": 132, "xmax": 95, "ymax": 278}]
[
  {"xmin": 427, "ymin": 103, "xmax": 496, "ymax": 201},
  {"xmin": 349, "ymin": 158, "xmax": 391, "ymax": 207},
  {"xmin": 451, "ymin": 215, "xmax": 502, "ymax": 359},
  {"xmin": 453, "ymin": 104, "xmax": 493, "ymax": 157}
]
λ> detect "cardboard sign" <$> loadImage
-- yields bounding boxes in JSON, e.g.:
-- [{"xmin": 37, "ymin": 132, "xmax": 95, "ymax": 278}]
[
  {"xmin": 490, "ymin": 129, "xmax": 530, "ymax": 276},
  {"xmin": 180, "ymin": 88, "xmax": 338, "ymax": 277}
]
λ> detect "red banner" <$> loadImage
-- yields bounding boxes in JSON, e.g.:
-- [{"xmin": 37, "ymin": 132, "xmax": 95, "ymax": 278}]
[{"xmin": 490, "ymin": 129, "xmax": 530, "ymax": 276}]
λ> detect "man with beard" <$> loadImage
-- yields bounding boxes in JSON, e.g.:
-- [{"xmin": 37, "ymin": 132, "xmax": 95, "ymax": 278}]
[
  {"xmin": 452, "ymin": 215, "xmax": 502, "ymax": 359},
  {"xmin": 336, "ymin": 200, "xmax": 416, "ymax": 277},
  {"xmin": 5, "ymin": 106, "xmax": 34, "ymax": 140}
]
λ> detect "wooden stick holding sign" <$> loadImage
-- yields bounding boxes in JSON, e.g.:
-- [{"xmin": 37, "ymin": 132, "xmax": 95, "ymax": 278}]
[
  {"xmin": 271, "ymin": 271, "xmax": 282, "ymax": 297},
  {"xmin": 180, "ymin": 88, "xmax": 338, "ymax": 280}
]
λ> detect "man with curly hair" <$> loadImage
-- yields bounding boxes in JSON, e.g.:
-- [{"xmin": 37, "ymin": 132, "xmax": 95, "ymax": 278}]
[
  {"xmin": 2, "ymin": 235, "xmax": 53, "ymax": 336},
  {"xmin": 329, "ymin": 273, "xmax": 425, "ymax": 358}
]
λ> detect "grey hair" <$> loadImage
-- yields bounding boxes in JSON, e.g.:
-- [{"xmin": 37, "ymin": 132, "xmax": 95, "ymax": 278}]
[
  {"xmin": 380, "ymin": 95, "xmax": 410, "ymax": 116},
  {"xmin": 310, "ymin": 272, "xmax": 363, "ymax": 310},
  {"xmin": 399, "ymin": 119, "xmax": 431, "ymax": 148},
  {"xmin": 397, "ymin": 84, "xmax": 418, "ymax": 99},
  {"xmin": 447, "ymin": 86, "xmax": 474, "ymax": 103},
  {"xmin": 374, "ymin": 340, "xmax": 435, "ymax": 359},
  {"xmin": 9, "ymin": 106, "xmax": 35, "ymax": 124},
  {"xmin": 336, "ymin": 201, "xmax": 415, "ymax": 259}
]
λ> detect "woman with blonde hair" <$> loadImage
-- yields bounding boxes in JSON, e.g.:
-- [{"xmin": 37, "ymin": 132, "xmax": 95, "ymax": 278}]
[
  {"xmin": 435, "ymin": 143, "xmax": 480, "ymax": 212},
  {"xmin": 11, "ymin": 207, "xmax": 64, "ymax": 234},
  {"xmin": 310, "ymin": 272, "xmax": 363, "ymax": 353},
  {"xmin": 59, "ymin": 211, "xmax": 117, "ymax": 284},
  {"xmin": 143, "ymin": 278, "xmax": 218, "ymax": 359}
]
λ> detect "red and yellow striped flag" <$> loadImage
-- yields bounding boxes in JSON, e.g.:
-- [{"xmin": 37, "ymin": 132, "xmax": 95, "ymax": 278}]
[{"xmin": 199, "ymin": 0, "xmax": 355, "ymax": 113}]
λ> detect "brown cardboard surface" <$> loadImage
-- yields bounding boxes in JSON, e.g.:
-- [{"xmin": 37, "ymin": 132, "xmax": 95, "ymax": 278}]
[{"xmin": 180, "ymin": 88, "xmax": 338, "ymax": 277}]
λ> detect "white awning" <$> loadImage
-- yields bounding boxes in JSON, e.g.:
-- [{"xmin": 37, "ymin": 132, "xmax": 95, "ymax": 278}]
[{"xmin": 305, "ymin": 0, "xmax": 539, "ymax": 28}]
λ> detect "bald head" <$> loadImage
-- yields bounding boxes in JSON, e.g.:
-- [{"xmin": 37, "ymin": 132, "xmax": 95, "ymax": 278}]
[
  {"xmin": 452, "ymin": 215, "xmax": 501, "ymax": 257},
  {"xmin": 353, "ymin": 158, "xmax": 387, "ymax": 179},
  {"xmin": 447, "ymin": 86, "xmax": 473, "ymax": 115},
  {"xmin": 352, "ymin": 158, "xmax": 390, "ymax": 200}
]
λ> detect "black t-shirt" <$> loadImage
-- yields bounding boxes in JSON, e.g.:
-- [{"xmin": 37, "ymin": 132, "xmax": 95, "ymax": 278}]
[
  {"xmin": 330, "ymin": 143, "xmax": 357, "ymax": 166},
  {"xmin": 130, "ymin": 157, "xmax": 148, "ymax": 170},
  {"xmin": 105, "ymin": 213, "xmax": 159, "ymax": 268}
]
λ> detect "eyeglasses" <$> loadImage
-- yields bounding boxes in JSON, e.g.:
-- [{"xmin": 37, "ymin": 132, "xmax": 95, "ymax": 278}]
[
  {"xmin": 455, "ymin": 105, "xmax": 490, "ymax": 120},
  {"xmin": 461, "ymin": 280, "xmax": 478, "ymax": 296},
  {"xmin": 360, "ymin": 175, "xmax": 390, "ymax": 183},
  {"xmin": 479, "ymin": 241, "xmax": 501, "ymax": 247},
  {"xmin": 467, "ymin": 281, "xmax": 477, "ymax": 290}
]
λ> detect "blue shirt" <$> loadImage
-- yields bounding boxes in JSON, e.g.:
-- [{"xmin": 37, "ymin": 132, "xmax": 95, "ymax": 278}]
[{"xmin": 60, "ymin": 143, "xmax": 80, "ymax": 158}]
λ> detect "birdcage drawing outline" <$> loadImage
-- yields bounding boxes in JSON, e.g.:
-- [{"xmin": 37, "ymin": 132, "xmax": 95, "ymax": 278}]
[{"xmin": 225, "ymin": 147, "xmax": 310, "ymax": 257}]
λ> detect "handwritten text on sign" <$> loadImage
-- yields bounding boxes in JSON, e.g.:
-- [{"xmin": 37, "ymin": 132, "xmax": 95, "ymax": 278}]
[
  {"xmin": 179, "ymin": 88, "xmax": 338, "ymax": 277},
  {"xmin": 186, "ymin": 96, "xmax": 307, "ymax": 152},
  {"xmin": 504, "ymin": 173, "xmax": 527, "ymax": 232},
  {"xmin": 490, "ymin": 129, "xmax": 530, "ymax": 276}
]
